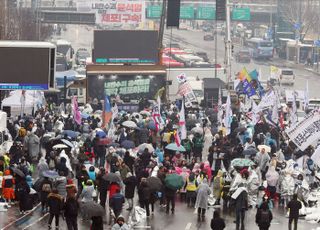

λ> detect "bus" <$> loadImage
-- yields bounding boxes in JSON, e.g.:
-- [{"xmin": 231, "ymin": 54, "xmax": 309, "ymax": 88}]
[
  {"xmin": 246, "ymin": 38, "xmax": 273, "ymax": 59},
  {"xmin": 53, "ymin": 39, "xmax": 74, "ymax": 70}
]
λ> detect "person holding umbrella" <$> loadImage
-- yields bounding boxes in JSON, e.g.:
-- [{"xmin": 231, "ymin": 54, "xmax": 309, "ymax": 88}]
[
  {"xmin": 15, "ymin": 176, "xmax": 31, "ymax": 214},
  {"xmin": 110, "ymin": 188, "xmax": 125, "ymax": 219},
  {"xmin": 138, "ymin": 179, "xmax": 151, "ymax": 217},
  {"xmin": 123, "ymin": 172, "xmax": 137, "ymax": 211}
]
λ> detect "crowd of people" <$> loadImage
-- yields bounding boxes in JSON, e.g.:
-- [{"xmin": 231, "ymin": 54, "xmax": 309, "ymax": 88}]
[{"xmin": 0, "ymin": 100, "xmax": 315, "ymax": 230}]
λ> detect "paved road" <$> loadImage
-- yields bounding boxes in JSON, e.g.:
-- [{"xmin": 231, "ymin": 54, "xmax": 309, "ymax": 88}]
[{"xmin": 2, "ymin": 197, "xmax": 319, "ymax": 230}]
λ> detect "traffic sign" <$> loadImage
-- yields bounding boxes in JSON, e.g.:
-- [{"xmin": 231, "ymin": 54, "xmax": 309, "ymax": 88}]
[
  {"xmin": 216, "ymin": 0, "xmax": 226, "ymax": 21},
  {"xmin": 314, "ymin": 40, "xmax": 320, "ymax": 47},
  {"xmin": 294, "ymin": 23, "xmax": 301, "ymax": 30},
  {"xmin": 147, "ymin": 5, "xmax": 162, "ymax": 18},
  {"xmin": 180, "ymin": 6, "xmax": 195, "ymax": 19},
  {"xmin": 232, "ymin": 8, "xmax": 250, "ymax": 21},
  {"xmin": 196, "ymin": 7, "xmax": 215, "ymax": 20}
]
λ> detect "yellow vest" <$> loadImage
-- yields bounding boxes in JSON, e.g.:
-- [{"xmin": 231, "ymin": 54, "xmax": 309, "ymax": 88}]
[{"xmin": 186, "ymin": 178, "xmax": 197, "ymax": 191}]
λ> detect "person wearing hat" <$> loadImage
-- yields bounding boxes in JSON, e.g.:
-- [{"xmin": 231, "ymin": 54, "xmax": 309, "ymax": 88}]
[{"xmin": 111, "ymin": 216, "xmax": 130, "ymax": 230}]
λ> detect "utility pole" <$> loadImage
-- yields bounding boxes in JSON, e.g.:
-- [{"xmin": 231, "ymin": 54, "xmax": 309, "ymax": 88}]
[
  {"xmin": 158, "ymin": 0, "xmax": 167, "ymax": 51},
  {"xmin": 226, "ymin": 0, "xmax": 232, "ymax": 85}
]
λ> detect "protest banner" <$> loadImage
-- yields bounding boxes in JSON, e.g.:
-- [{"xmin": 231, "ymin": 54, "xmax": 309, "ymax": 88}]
[{"xmin": 286, "ymin": 110, "xmax": 320, "ymax": 151}]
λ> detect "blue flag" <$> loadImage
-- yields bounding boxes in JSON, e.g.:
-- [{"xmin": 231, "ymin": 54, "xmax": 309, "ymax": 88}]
[{"xmin": 243, "ymin": 79, "xmax": 256, "ymax": 97}]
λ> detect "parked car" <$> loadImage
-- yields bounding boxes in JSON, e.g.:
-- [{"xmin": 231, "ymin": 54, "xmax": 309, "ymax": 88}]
[
  {"xmin": 203, "ymin": 33, "xmax": 214, "ymax": 41},
  {"xmin": 235, "ymin": 49, "xmax": 251, "ymax": 63},
  {"xmin": 195, "ymin": 52, "xmax": 209, "ymax": 62}
]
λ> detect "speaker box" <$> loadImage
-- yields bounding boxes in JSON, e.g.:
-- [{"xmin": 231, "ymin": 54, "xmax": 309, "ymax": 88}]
[
  {"xmin": 167, "ymin": 0, "xmax": 180, "ymax": 27},
  {"xmin": 2, "ymin": 106, "xmax": 11, "ymax": 117}
]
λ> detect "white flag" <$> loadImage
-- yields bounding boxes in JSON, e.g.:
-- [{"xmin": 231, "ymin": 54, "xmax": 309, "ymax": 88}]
[
  {"xmin": 224, "ymin": 94, "xmax": 233, "ymax": 135},
  {"xmin": 179, "ymin": 101, "xmax": 187, "ymax": 140},
  {"xmin": 111, "ymin": 103, "xmax": 119, "ymax": 120},
  {"xmin": 304, "ymin": 80, "xmax": 309, "ymax": 111},
  {"xmin": 218, "ymin": 87, "xmax": 223, "ymax": 127},
  {"xmin": 271, "ymin": 97, "xmax": 279, "ymax": 124},
  {"xmin": 251, "ymin": 100, "xmax": 260, "ymax": 125}
]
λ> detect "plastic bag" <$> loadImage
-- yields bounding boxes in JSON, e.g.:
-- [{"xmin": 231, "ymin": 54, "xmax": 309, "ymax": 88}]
[
  {"xmin": 208, "ymin": 194, "xmax": 216, "ymax": 206},
  {"xmin": 131, "ymin": 206, "xmax": 146, "ymax": 224}
]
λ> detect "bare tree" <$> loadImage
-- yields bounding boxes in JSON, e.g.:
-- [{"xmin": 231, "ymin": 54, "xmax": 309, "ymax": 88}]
[
  {"xmin": 279, "ymin": 0, "xmax": 318, "ymax": 41},
  {"xmin": 1, "ymin": 6, "xmax": 53, "ymax": 41}
]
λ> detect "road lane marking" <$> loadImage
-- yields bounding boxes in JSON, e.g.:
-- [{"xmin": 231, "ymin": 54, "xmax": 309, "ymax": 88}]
[
  {"xmin": 22, "ymin": 213, "xmax": 49, "ymax": 230},
  {"xmin": 1, "ymin": 203, "xmax": 41, "ymax": 230},
  {"xmin": 193, "ymin": 208, "xmax": 197, "ymax": 214},
  {"xmin": 185, "ymin": 222, "xmax": 192, "ymax": 230}
]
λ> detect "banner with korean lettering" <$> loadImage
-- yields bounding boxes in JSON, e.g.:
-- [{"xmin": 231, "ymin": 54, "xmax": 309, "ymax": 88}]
[
  {"xmin": 286, "ymin": 110, "xmax": 320, "ymax": 151},
  {"xmin": 77, "ymin": 0, "xmax": 146, "ymax": 25},
  {"xmin": 177, "ymin": 82, "xmax": 197, "ymax": 108}
]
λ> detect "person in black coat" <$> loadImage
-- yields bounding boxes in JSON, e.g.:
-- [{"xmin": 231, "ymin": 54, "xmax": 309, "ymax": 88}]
[
  {"xmin": 235, "ymin": 190, "xmax": 248, "ymax": 230},
  {"xmin": 123, "ymin": 172, "xmax": 137, "ymax": 210},
  {"xmin": 15, "ymin": 177, "xmax": 31, "ymax": 214},
  {"xmin": 123, "ymin": 151, "xmax": 135, "ymax": 173},
  {"xmin": 39, "ymin": 176, "xmax": 53, "ymax": 213},
  {"xmin": 138, "ymin": 179, "xmax": 151, "ymax": 217},
  {"xmin": 76, "ymin": 165, "xmax": 89, "ymax": 198},
  {"xmin": 287, "ymin": 194, "xmax": 302, "ymax": 230},
  {"xmin": 255, "ymin": 201, "xmax": 273, "ymax": 230},
  {"xmin": 165, "ymin": 185, "xmax": 177, "ymax": 214},
  {"xmin": 210, "ymin": 210, "xmax": 226, "ymax": 230},
  {"xmin": 64, "ymin": 193, "xmax": 79, "ymax": 230},
  {"xmin": 56, "ymin": 157, "xmax": 69, "ymax": 178},
  {"xmin": 47, "ymin": 188, "xmax": 64, "ymax": 229}
]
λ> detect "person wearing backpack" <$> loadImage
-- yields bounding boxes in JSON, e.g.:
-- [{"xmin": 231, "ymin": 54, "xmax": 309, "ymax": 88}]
[
  {"xmin": 255, "ymin": 201, "xmax": 273, "ymax": 230},
  {"xmin": 192, "ymin": 133, "xmax": 204, "ymax": 162},
  {"xmin": 64, "ymin": 186, "xmax": 79, "ymax": 230},
  {"xmin": 40, "ymin": 176, "xmax": 52, "ymax": 213}
]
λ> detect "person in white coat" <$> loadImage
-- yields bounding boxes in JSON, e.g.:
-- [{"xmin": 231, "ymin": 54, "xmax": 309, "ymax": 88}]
[
  {"xmin": 202, "ymin": 127, "xmax": 213, "ymax": 158},
  {"xmin": 195, "ymin": 178, "xmax": 211, "ymax": 220}
]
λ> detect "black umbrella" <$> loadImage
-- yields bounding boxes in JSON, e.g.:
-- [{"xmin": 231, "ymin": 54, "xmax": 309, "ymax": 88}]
[
  {"xmin": 146, "ymin": 177, "xmax": 163, "ymax": 192},
  {"xmin": 81, "ymin": 201, "xmax": 105, "ymax": 218},
  {"xmin": 242, "ymin": 147, "xmax": 257, "ymax": 156},
  {"xmin": 33, "ymin": 177, "xmax": 44, "ymax": 192},
  {"xmin": 103, "ymin": 173, "xmax": 121, "ymax": 183},
  {"xmin": 12, "ymin": 167, "xmax": 25, "ymax": 178}
]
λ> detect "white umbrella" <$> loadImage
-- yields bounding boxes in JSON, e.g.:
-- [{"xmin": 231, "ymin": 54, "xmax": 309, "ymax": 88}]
[
  {"xmin": 191, "ymin": 126, "xmax": 203, "ymax": 134},
  {"xmin": 130, "ymin": 113, "xmax": 142, "ymax": 121},
  {"xmin": 52, "ymin": 144, "xmax": 69, "ymax": 149},
  {"xmin": 140, "ymin": 111, "xmax": 151, "ymax": 116},
  {"xmin": 258, "ymin": 145, "xmax": 271, "ymax": 153},
  {"xmin": 122, "ymin": 120, "xmax": 137, "ymax": 128},
  {"xmin": 138, "ymin": 143, "xmax": 155, "ymax": 153}
]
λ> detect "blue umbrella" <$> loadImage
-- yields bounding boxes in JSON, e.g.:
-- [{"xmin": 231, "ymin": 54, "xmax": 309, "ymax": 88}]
[
  {"xmin": 96, "ymin": 130, "xmax": 107, "ymax": 138},
  {"xmin": 121, "ymin": 140, "xmax": 135, "ymax": 149},
  {"xmin": 165, "ymin": 143, "xmax": 186, "ymax": 152},
  {"xmin": 62, "ymin": 130, "xmax": 80, "ymax": 139}
]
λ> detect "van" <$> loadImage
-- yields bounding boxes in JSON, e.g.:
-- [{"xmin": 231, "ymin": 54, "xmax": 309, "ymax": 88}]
[
  {"xmin": 280, "ymin": 69, "xmax": 295, "ymax": 85},
  {"xmin": 308, "ymin": 98, "xmax": 320, "ymax": 110}
]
